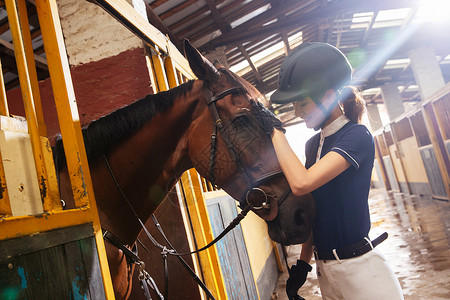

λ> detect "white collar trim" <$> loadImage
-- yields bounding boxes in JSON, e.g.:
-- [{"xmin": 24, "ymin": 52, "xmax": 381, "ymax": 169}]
[{"xmin": 321, "ymin": 115, "xmax": 350, "ymax": 137}]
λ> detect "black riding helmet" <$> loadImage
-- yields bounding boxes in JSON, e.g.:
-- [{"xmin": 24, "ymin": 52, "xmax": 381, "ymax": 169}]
[{"xmin": 270, "ymin": 42, "xmax": 352, "ymax": 104}]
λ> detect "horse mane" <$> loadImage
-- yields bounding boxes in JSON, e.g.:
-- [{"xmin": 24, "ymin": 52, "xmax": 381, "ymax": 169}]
[{"xmin": 53, "ymin": 80, "xmax": 195, "ymax": 169}]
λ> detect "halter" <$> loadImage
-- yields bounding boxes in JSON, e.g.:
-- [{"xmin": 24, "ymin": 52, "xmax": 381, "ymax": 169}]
[{"xmin": 204, "ymin": 85, "xmax": 285, "ymax": 209}]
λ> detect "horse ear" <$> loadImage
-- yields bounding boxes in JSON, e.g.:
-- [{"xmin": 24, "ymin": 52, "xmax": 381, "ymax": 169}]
[{"xmin": 184, "ymin": 39, "xmax": 220, "ymax": 82}]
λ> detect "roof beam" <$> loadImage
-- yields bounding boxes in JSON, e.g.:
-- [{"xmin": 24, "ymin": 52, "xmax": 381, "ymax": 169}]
[
  {"xmin": 199, "ymin": 0, "xmax": 420, "ymax": 52},
  {"xmin": 204, "ymin": 0, "xmax": 263, "ymax": 83},
  {"xmin": 144, "ymin": 2, "xmax": 183, "ymax": 51}
]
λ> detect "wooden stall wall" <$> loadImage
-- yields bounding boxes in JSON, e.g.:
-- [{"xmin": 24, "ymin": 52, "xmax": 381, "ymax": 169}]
[
  {"xmin": 379, "ymin": 132, "xmax": 401, "ymax": 192},
  {"xmin": 433, "ymin": 95, "xmax": 450, "ymax": 170},
  {"xmin": 392, "ymin": 118, "xmax": 431, "ymax": 196}
]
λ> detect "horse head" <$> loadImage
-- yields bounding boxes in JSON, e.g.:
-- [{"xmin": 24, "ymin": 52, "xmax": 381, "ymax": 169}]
[{"xmin": 184, "ymin": 40, "xmax": 315, "ymax": 245}]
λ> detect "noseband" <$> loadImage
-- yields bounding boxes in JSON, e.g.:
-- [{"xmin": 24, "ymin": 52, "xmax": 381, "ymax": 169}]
[{"xmin": 204, "ymin": 85, "xmax": 285, "ymax": 210}]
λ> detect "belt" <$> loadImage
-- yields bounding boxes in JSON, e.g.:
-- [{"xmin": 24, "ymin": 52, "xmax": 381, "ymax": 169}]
[{"xmin": 314, "ymin": 232, "xmax": 388, "ymax": 261}]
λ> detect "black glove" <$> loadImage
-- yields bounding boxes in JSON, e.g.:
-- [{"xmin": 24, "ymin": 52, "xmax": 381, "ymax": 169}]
[
  {"xmin": 286, "ymin": 260, "xmax": 312, "ymax": 299},
  {"xmin": 254, "ymin": 102, "xmax": 285, "ymax": 135}
]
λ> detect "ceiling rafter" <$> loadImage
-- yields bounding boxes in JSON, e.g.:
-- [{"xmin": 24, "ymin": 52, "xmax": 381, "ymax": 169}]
[
  {"xmin": 199, "ymin": 0, "xmax": 420, "ymax": 52},
  {"xmin": 144, "ymin": 2, "xmax": 183, "ymax": 51},
  {"xmin": 204, "ymin": 0, "xmax": 263, "ymax": 83}
]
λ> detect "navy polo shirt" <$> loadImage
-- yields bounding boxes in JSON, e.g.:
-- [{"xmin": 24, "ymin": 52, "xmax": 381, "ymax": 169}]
[{"xmin": 305, "ymin": 121, "xmax": 375, "ymax": 251}]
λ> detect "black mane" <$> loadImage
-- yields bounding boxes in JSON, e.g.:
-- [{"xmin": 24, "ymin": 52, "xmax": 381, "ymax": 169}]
[{"xmin": 53, "ymin": 80, "xmax": 195, "ymax": 169}]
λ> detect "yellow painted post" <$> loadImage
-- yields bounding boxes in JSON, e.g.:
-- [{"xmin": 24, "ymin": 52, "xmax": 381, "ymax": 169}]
[
  {"xmin": 5, "ymin": 0, "xmax": 53, "ymax": 211},
  {"xmin": 17, "ymin": 0, "xmax": 47, "ymax": 137},
  {"xmin": 0, "ymin": 155, "xmax": 11, "ymax": 216},
  {"xmin": 164, "ymin": 55, "xmax": 179, "ymax": 88},
  {"xmin": 17, "ymin": 0, "xmax": 61, "ymax": 209},
  {"xmin": 0, "ymin": 208, "xmax": 92, "ymax": 240},
  {"xmin": 35, "ymin": 0, "xmax": 115, "ymax": 298},
  {"xmin": 150, "ymin": 48, "xmax": 169, "ymax": 92},
  {"xmin": 181, "ymin": 170, "xmax": 228, "ymax": 300},
  {"xmin": 0, "ymin": 58, "xmax": 11, "ymax": 216},
  {"xmin": 0, "ymin": 59, "xmax": 9, "ymax": 116}
]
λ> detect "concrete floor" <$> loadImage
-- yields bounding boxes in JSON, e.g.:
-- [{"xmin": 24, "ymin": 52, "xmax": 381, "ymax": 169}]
[{"xmin": 272, "ymin": 189, "xmax": 450, "ymax": 300}]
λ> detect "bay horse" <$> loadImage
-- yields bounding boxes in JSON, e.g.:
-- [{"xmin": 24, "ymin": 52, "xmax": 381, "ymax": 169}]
[{"xmin": 54, "ymin": 40, "xmax": 315, "ymax": 299}]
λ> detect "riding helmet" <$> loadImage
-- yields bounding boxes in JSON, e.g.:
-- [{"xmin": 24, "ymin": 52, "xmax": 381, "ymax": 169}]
[{"xmin": 270, "ymin": 42, "xmax": 352, "ymax": 104}]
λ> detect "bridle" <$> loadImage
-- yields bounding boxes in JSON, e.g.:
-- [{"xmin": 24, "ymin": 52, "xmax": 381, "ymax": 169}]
[{"xmin": 204, "ymin": 84, "xmax": 285, "ymax": 210}]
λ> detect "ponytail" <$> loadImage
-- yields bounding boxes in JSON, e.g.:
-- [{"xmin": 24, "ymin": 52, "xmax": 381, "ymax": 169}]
[{"xmin": 339, "ymin": 86, "xmax": 365, "ymax": 124}]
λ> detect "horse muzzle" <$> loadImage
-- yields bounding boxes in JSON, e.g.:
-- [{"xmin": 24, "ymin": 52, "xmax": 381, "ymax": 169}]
[
  {"xmin": 267, "ymin": 192, "xmax": 316, "ymax": 245},
  {"xmin": 242, "ymin": 185, "xmax": 316, "ymax": 246}
]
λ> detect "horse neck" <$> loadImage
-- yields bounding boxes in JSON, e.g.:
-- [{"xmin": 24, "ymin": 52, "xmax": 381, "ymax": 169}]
[{"xmin": 96, "ymin": 81, "xmax": 205, "ymax": 245}]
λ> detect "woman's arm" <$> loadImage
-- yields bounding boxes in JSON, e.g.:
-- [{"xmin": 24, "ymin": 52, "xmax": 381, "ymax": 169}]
[
  {"xmin": 271, "ymin": 129, "xmax": 351, "ymax": 196},
  {"xmin": 299, "ymin": 232, "xmax": 314, "ymax": 263}
]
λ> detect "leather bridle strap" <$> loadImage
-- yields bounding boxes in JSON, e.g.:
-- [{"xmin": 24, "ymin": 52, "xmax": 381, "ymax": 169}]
[{"xmin": 204, "ymin": 86, "xmax": 255, "ymax": 188}]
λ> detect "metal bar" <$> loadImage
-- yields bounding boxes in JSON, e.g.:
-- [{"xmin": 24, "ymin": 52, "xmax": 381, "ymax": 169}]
[
  {"xmin": 35, "ymin": 1, "xmax": 115, "ymax": 297},
  {"xmin": 5, "ymin": 0, "xmax": 53, "ymax": 211}
]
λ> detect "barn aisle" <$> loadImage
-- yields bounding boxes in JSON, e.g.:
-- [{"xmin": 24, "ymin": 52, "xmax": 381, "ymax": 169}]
[{"xmin": 273, "ymin": 189, "xmax": 450, "ymax": 300}]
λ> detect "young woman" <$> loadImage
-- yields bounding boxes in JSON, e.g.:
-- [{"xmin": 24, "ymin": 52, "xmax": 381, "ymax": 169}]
[{"xmin": 268, "ymin": 43, "xmax": 404, "ymax": 300}]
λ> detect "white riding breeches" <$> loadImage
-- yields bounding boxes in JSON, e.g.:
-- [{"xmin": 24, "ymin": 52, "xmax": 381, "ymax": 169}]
[{"xmin": 315, "ymin": 248, "xmax": 404, "ymax": 300}]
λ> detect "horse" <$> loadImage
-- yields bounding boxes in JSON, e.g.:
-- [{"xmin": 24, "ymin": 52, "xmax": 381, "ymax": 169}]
[{"xmin": 53, "ymin": 40, "xmax": 315, "ymax": 299}]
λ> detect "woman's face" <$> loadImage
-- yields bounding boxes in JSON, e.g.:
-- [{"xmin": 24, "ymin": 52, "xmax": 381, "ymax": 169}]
[{"xmin": 293, "ymin": 97, "xmax": 325, "ymax": 129}]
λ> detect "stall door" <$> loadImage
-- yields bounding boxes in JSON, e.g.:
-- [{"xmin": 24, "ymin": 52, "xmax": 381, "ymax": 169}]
[
  {"xmin": 420, "ymin": 146, "xmax": 447, "ymax": 198},
  {"xmin": 383, "ymin": 156, "xmax": 400, "ymax": 192},
  {"xmin": 206, "ymin": 195, "xmax": 258, "ymax": 300}
]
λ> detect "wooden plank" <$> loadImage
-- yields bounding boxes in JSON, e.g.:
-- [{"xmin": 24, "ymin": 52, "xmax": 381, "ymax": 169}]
[
  {"xmin": 39, "ymin": 244, "xmax": 73, "ymax": 298},
  {"xmin": 0, "ymin": 236, "xmax": 106, "ymax": 299},
  {"xmin": 80, "ymin": 237, "xmax": 106, "ymax": 300},
  {"xmin": 0, "ymin": 256, "xmax": 30, "ymax": 299},
  {"xmin": 0, "ymin": 223, "xmax": 94, "ymax": 261},
  {"xmin": 0, "ymin": 208, "xmax": 92, "ymax": 240},
  {"xmin": 0, "ymin": 245, "xmax": 73, "ymax": 299},
  {"xmin": 65, "ymin": 240, "xmax": 91, "ymax": 299}
]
